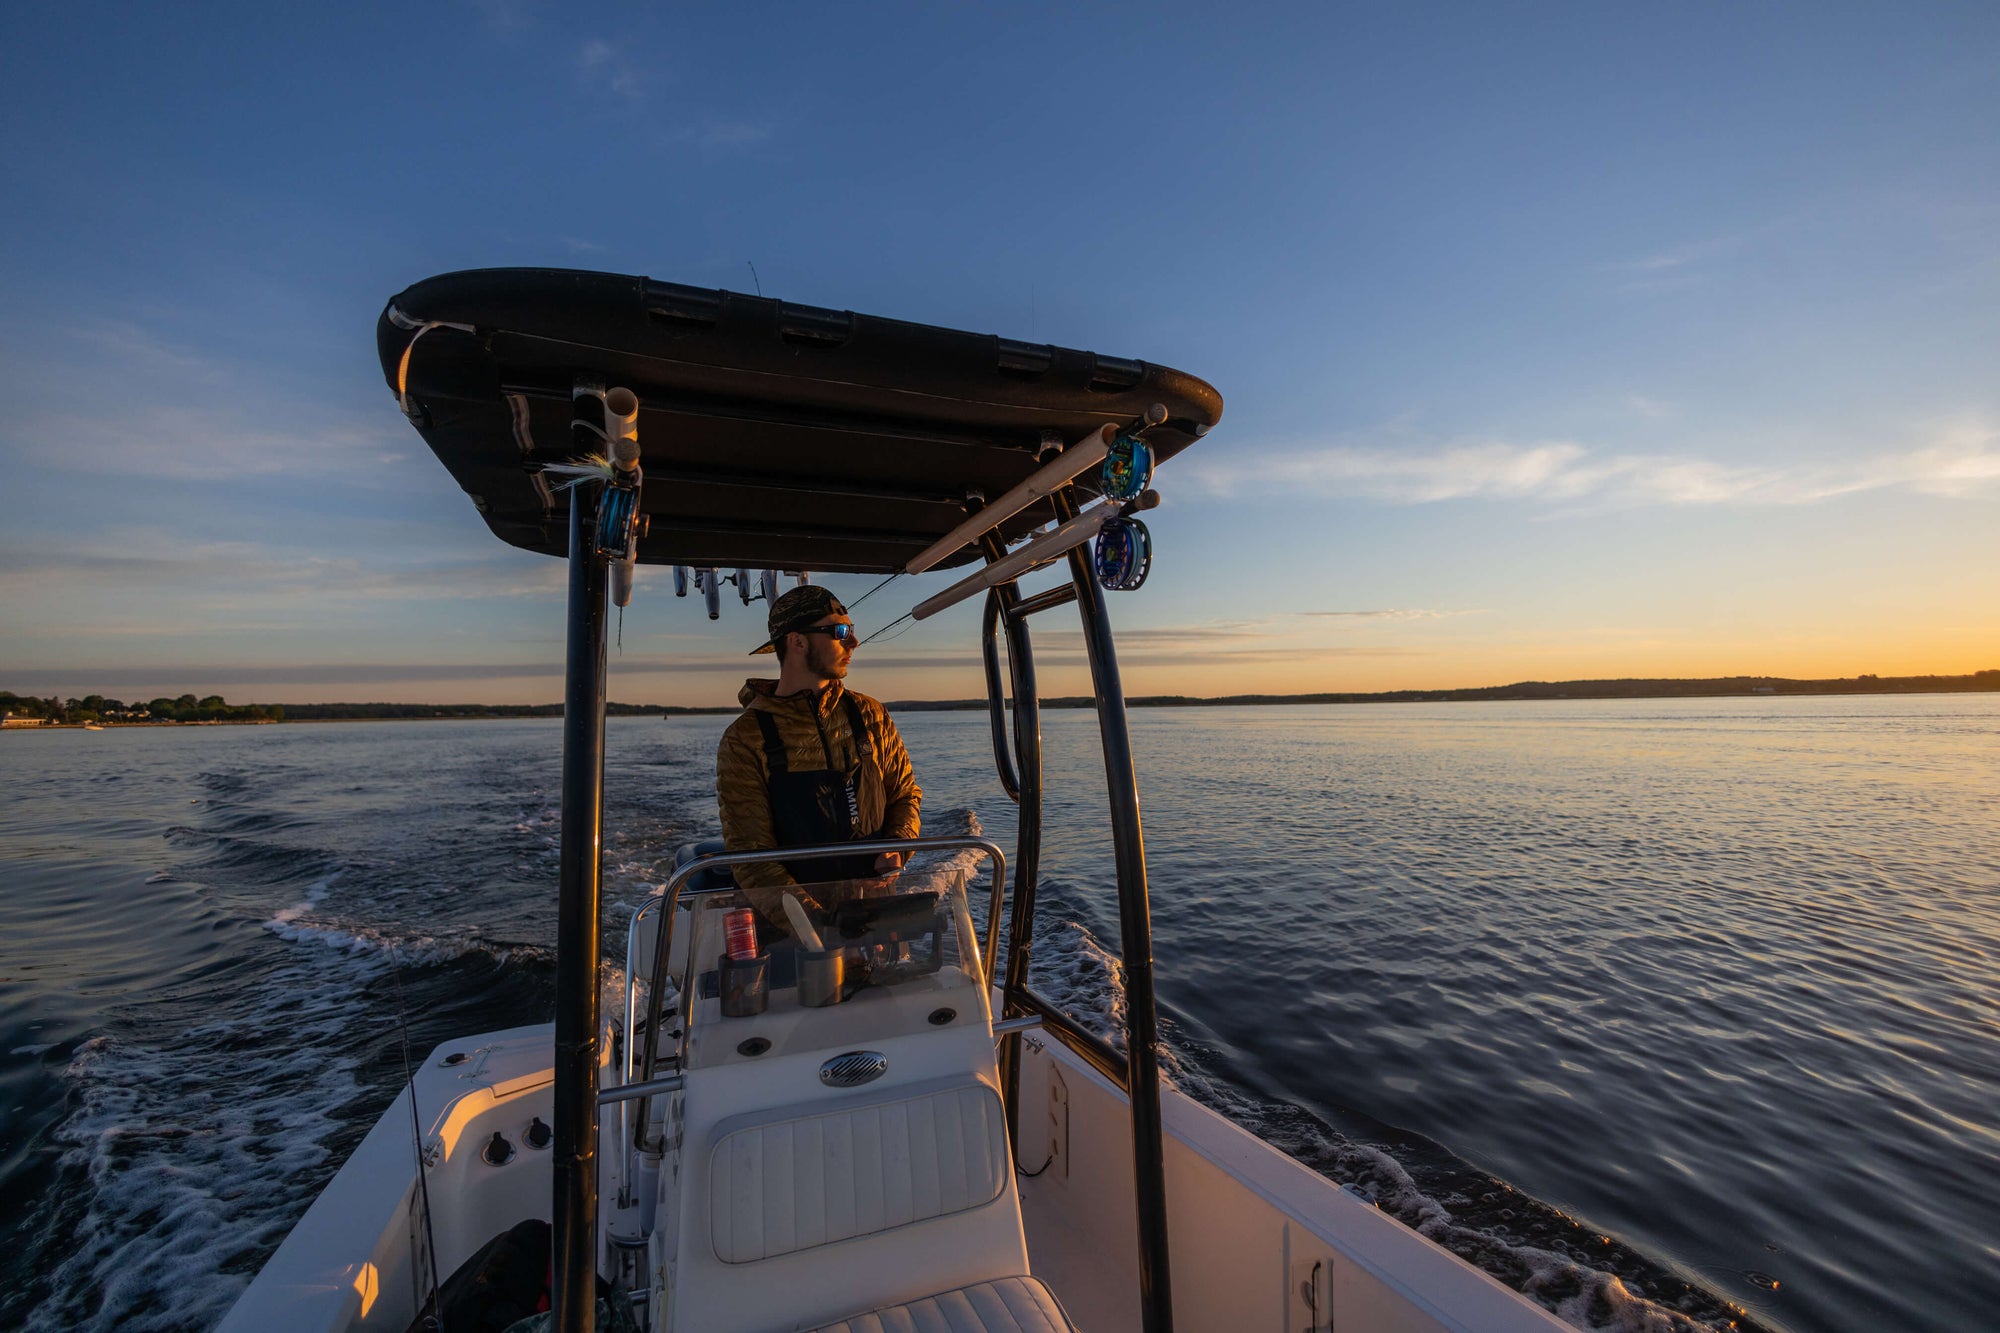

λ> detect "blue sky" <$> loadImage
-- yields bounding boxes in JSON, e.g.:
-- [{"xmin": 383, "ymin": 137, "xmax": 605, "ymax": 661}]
[{"xmin": 3, "ymin": 2, "xmax": 1996, "ymax": 705}]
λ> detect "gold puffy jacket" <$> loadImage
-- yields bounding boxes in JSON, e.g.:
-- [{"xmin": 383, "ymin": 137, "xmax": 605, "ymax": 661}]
[{"xmin": 714, "ymin": 678, "xmax": 921, "ymax": 918}]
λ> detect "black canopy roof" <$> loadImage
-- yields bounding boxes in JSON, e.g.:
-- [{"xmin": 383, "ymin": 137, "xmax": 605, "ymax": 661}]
[{"xmin": 379, "ymin": 268, "xmax": 1223, "ymax": 574}]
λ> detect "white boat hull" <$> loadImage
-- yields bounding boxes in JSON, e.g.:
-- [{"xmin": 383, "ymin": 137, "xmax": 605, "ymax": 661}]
[{"xmin": 223, "ymin": 1013, "xmax": 1566, "ymax": 1333}]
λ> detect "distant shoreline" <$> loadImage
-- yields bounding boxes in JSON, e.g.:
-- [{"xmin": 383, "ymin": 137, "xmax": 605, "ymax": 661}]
[{"xmin": 9, "ymin": 670, "xmax": 1994, "ymax": 726}]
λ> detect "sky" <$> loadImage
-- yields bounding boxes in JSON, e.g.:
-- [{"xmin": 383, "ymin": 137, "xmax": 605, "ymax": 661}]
[{"xmin": 2, "ymin": 2, "xmax": 1996, "ymax": 707}]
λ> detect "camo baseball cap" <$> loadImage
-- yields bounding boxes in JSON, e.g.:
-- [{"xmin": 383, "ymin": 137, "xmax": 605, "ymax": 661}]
[{"xmin": 751, "ymin": 584, "xmax": 849, "ymax": 655}]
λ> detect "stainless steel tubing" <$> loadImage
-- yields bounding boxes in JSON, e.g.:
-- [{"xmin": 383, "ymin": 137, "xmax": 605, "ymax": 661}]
[
  {"xmin": 617, "ymin": 894, "xmax": 660, "ymax": 1207},
  {"xmin": 598, "ymin": 1072, "xmax": 684, "ymax": 1107},
  {"xmin": 990, "ymin": 1014, "xmax": 1044, "ymax": 1036}
]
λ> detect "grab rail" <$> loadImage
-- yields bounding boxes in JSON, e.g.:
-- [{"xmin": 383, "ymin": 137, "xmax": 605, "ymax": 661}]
[
  {"xmin": 598, "ymin": 1072, "xmax": 683, "ymax": 1107},
  {"xmin": 617, "ymin": 834, "xmax": 1007, "ymax": 1188},
  {"xmin": 981, "ymin": 589, "xmax": 1022, "ymax": 803}
]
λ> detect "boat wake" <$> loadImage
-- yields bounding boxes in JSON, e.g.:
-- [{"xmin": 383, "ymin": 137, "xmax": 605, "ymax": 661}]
[
  {"xmin": 1019, "ymin": 886, "xmax": 1766, "ymax": 1333},
  {"xmin": 25, "ymin": 960, "xmax": 378, "ymax": 1332},
  {"xmin": 266, "ymin": 873, "xmax": 554, "ymax": 967},
  {"xmin": 26, "ymin": 924, "xmax": 559, "ymax": 1333}
]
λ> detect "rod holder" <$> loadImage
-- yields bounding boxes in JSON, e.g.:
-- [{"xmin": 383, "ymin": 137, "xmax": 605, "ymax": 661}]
[
  {"xmin": 911, "ymin": 489, "xmax": 1158, "ymax": 622},
  {"xmin": 905, "ymin": 423, "xmax": 1115, "ymax": 574},
  {"xmin": 604, "ymin": 387, "xmax": 639, "ymax": 471}
]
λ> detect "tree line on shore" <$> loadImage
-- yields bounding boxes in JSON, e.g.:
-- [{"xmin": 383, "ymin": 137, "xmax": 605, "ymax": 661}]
[
  {"xmin": 6, "ymin": 671, "xmax": 1995, "ymax": 726},
  {"xmin": 1121, "ymin": 668, "xmax": 2000, "ymax": 708},
  {"xmin": 0, "ymin": 693, "xmax": 687, "ymax": 724},
  {"xmin": 0, "ymin": 692, "xmax": 283, "ymax": 725},
  {"xmin": 889, "ymin": 669, "xmax": 2000, "ymax": 710},
  {"xmin": 276, "ymin": 701, "xmax": 683, "ymax": 720}
]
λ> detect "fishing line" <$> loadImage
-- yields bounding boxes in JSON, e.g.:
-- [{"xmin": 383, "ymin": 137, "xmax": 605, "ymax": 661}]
[
  {"xmin": 857, "ymin": 610, "xmax": 915, "ymax": 647},
  {"xmin": 392, "ymin": 966, "xmax": 447, "ymax": 1332},
  {"xmin": 844, "ymin": 569, "xmax": 903, "ymax": 612}
]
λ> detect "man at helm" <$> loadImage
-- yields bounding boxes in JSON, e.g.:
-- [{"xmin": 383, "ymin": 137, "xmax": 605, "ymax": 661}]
[{"xmin": 715, "ymin": 585, "xmax": 921, "ymax": 926}]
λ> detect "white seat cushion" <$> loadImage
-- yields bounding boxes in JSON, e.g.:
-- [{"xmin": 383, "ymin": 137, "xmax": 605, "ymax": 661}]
[
  {"xmin": 809, "ymin": 1276, "xmax": 1077, "ymax": 1333},
  {"xmin": 710, "ymin": 1082, "xmax": 1007, "ymax": 1264}
]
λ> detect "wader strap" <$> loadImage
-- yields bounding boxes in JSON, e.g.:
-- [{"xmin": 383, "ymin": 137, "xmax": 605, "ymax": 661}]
[
  {"xmin": 756, "ymin": 694, "xmax": 870, "ymax": 776},
  {"xmin": 840, "ymin": 693, "xmax": 871, "ymax": 767},
  {"xmin": 752, "ymin": 708, "xmax": 789, "ymax": 773}
]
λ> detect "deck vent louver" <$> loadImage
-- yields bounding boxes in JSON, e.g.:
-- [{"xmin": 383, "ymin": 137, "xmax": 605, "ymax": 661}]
[
  {"xmin": 997, "ymin": 339, "xmax": 1054, "ymax": 377},
  {"xmin": 779, "ymin": 302, "xmax": 854, "ymax": 347},
  {"xmin": 1088, "ymin": 354, "xmax": 1145, "ymax": 392},
  {"xmin": 643, "ymin": 281, "xmax": 723, "ymax": 327},
  {"xmin": 819, "ymin": 1050, "xmax": 889, "ymax": 1088}
]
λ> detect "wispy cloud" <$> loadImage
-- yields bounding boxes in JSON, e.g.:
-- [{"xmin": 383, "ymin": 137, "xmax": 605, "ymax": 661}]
[
  {"xmin": 577, "ymin": 38, "xmax": 645, "ymax": 107},
  {"xmin": 1298, "ymin": 609, "xmax": 1481, "ymax": 621},
  {"xmin": 0, "ymin": 537, "xmax": 566, "ymax": 611},
  {"xmin": 1603, "ymin": 227, "xmax": 1768, "ymax": 293},
  {"xmin": 648, "ymin": 118, "xmax": 775, "ymax": 152},
  {"xmin": 1187, "ymin": 438, "xmax": 1775, "ymax": 504},
  {"xmin": 1033, "ymin": 624, "xmax": 1274, "ymax": 650},
  {"xmin": 69, "ymin": 319, "xmax": 211, "ymax": 372},
  {"xmin": 1801, "ymin": 421, "xmax": 2000, "ymax": 499},
  {"xmin": 1185, "ymin": 420, "xmax": 2000, "ymax": 509},
  {"xmin": 11, "ymin": 402, "xmax": 415, "ymax": 481},
  {"xmin": 1617, "ymin": 240, "xmax": 1734, "ymax": 274},
  {"xmin": 965, "ymin": 617, "xmax": 1432, "ymax": 672},
  {"xmin": 569, "ymin": 41, "xmax": 771, "ymax": 145},
  {"xmin": 2, "ymin": 320, "xmax": 414, "ymax": 482}
]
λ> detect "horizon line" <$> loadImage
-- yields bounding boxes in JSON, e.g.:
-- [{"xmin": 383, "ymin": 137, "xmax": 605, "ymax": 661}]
[{"xmin": 11, "ymin": 669, "xmax": 1997, "ymax": 715}]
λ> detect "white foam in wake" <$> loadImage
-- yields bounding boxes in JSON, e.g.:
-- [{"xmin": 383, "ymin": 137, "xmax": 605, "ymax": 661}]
[
  {"xmin": 263, "ymin": 870, "xmax": 548, "ymax": 967},
  {"xmin": 26, "ymin": 962, "xmax": 375, "ymax": 1333}
]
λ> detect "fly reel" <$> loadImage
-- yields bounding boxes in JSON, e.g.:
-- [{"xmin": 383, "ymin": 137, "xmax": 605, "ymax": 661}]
[
  {"xmin": 1093, "ymin": 517, "xmax": 1152, "ymax": 591},
  {"xmin": 1100, "ymin": 432, "xmax": 1154, "ymax": 502},
  {"xmin": 592, "ymin": 483, "xmax": 642, "ymax": 561}
]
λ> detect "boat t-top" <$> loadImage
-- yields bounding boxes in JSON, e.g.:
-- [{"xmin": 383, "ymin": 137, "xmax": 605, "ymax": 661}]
[{"xmin": 221, "ymin": 268, "xmax": 1574, "ymax": 1332}]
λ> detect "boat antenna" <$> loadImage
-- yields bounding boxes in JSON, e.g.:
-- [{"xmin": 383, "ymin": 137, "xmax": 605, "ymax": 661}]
[
  {"xmin": 392, "ymin": 966, "xmax": 446, "ymax": 1331},
  {"xmin": 746, "ymin": 260, "xmax": 762, "ymax": 296}
]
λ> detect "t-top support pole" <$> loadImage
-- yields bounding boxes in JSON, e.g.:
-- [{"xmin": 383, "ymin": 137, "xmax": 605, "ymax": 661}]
[
  {"xmin": 1058, "ymin": 492, "xmax": 1174, "ymax": 1332},
  {"xmin": 553, "ymin": 432, "xmax": 611, "ymax": 1333}
]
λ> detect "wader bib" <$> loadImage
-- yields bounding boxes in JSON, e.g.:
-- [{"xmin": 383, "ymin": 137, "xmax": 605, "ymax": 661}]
[{"xmin": 752, "ymin": 692, "xmax": 882, "ymax": 884}]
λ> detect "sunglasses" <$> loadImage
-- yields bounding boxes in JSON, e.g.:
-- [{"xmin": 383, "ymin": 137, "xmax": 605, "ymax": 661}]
[{"xmin": 796, "ymin": 622, "xmax": 857, "ymax": 644}]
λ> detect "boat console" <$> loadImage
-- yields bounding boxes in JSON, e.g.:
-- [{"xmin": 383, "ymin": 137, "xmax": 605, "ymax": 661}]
[{"xmin": 621, "ymin": 851, "xmax": 1053, "ymax": 1330}]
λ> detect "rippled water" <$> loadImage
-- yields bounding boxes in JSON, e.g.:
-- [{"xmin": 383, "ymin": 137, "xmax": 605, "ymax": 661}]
[{"xmin": 1, "ymin": 697, "xmax": 1994, "ymax": 1333}]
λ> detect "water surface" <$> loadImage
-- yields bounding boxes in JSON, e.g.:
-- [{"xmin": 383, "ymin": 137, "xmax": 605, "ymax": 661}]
[{"xmin": 1, "ymin": 696, "xmax": 1993, "ymax": 1332}]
